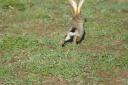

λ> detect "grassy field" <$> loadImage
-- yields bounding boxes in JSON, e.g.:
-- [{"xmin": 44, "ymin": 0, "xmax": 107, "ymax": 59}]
[{"xmin": 0, "ymin": 0, "xmax": 128, "ymax": 85}]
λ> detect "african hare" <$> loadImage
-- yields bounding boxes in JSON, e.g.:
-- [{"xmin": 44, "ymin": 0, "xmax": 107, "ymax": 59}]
[{"xmin": 61, "ymin": 0, "xmax": 86, "ymax": 46}]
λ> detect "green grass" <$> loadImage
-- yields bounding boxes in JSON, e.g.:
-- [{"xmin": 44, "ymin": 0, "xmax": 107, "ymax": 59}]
[{"xmin": 0, "ymin": 0, "xmax": 128, "ymax": 84}]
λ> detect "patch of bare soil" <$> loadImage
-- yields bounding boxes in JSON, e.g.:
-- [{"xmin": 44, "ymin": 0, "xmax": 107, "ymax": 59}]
[
  {"xmin": 79, "ymin": 38, "xmax": 128, "ymax": 56},
  {"xmin": 121, "ymin": 72, "xmax": 128, "ymax": 78},
  {"xmin": 21, "ymin": 22, "xmax": 45, "ymax": 35},
  {"xmin": 21, "ymin": 21, "xmax": 61, "ymax": 39},
  {"xmin": 108, "ymin": 40, "xmax": 128, "ymax": 56},
  {"xmin": 97, "ymin": 70, "xmax": 128, "ymax": 85},
  {"xmin": 120, "ymin": 9, "xmax": 128, "ymax": 14},
  {"xmin": 0, "ymin": 80, "xmax": 5, "ymax": 85},
  {"xmin": 110, "ymin": 77, "xmax": 125, "ymax": 85},
  {"xmin": 42, "ymin": 75, "xmax": 69, "ymax": 85},
  {"xmin": 97, "ymin": 71, "xmax": 112, "ymax": 79}
]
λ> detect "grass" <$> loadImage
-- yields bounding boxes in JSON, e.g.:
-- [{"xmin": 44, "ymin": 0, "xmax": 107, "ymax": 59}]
[{"xmin": 0, "ymin": 0, "xmax": 128, "ymax": 84}]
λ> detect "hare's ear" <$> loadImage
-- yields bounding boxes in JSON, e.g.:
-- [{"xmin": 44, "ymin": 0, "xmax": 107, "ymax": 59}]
[
  {"xmin": 77, "ymin": 0, "xmax": 85, "ymax": 15},
  {"xmin": 69, "ymin": 0, "xmax": 77, "ymax": 16}
]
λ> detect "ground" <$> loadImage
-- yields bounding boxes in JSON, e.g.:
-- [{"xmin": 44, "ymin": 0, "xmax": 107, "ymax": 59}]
[{"xmin": 0, "ymin": 0, "xmax": 128, "ymax": 85}]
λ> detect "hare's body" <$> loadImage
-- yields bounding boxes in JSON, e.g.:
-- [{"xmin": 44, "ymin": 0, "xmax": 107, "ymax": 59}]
[
  {"xmin": 66, "ymin": 16, "xmax": 85, "ymax": 43},
  {"xmin": 61, "ymin": 0, "xmax": 86, "ymax": 46}
]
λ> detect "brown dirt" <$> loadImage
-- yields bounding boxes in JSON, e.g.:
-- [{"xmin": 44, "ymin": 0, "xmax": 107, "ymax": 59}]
[
  {"xmin": 97, "ymin": 71, "xmax": 127, "ymax": 85},
  {"xmin": 121, "ymin": 72, "xmax": 128, "ymax": 78},
  {"xmin": 79, "ymin": 39, "xmax": 128, "ymax": 57},
  {"xmin": 0, "ymin": 80, "xmax": 4, "ymax": 85},
  {"xmin": 42, "ymin": 76, "xmax": 69, "ymax": 85},
  {"xmin": 21, "ymin": 22, "xmax": 45, "ymax": 36},
  {"xmin": 21, "ymin": 21, "xmax": 61, "ymax": 40},
  {"xmin": 110, "ymin": 77, "xmax": 124, "ymax": 85},
  {"xmin": 97, "ymin": 71, "xmax": 112, "ymax": 79},
  {"xmin": 107, "ymin": 40, "xmax": 128, "ymax": 56}
]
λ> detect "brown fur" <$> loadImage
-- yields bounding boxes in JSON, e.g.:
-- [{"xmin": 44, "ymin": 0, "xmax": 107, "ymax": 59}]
[{"xmin": 60, "ymin": 0, "xmax": 86, "ymax": 47}]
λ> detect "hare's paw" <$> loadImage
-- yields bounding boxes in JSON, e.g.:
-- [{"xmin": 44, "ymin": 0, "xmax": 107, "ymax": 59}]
[
  {"xmin": 59, "ymin": 40, "xmax": 65, "ymax": 47},
  {"xmin": 73, "ymin": 35, "xmax": 81, "ymax": 44},
  {"xmin": 76, "ymin": 36, "xmax": 81, "ymax": 43}
]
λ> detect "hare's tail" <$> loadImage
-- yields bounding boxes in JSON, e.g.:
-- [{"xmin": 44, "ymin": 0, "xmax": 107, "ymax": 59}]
[{"xmin": 63, "ymin": 27, "xmax": 77, "ymax": 44}]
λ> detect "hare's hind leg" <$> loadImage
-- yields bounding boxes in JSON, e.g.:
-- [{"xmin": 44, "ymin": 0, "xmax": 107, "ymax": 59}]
[
  {"xmin": 73, "ymin": 35, "xmax": 80, "ymax": 44},
  {"xmin": 60, "ymin": 35, "xmax": 68, "ymax": 47},
  {"xmin": 61, "ymin": 34, "xmax": 72, "ymax": 47}
]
